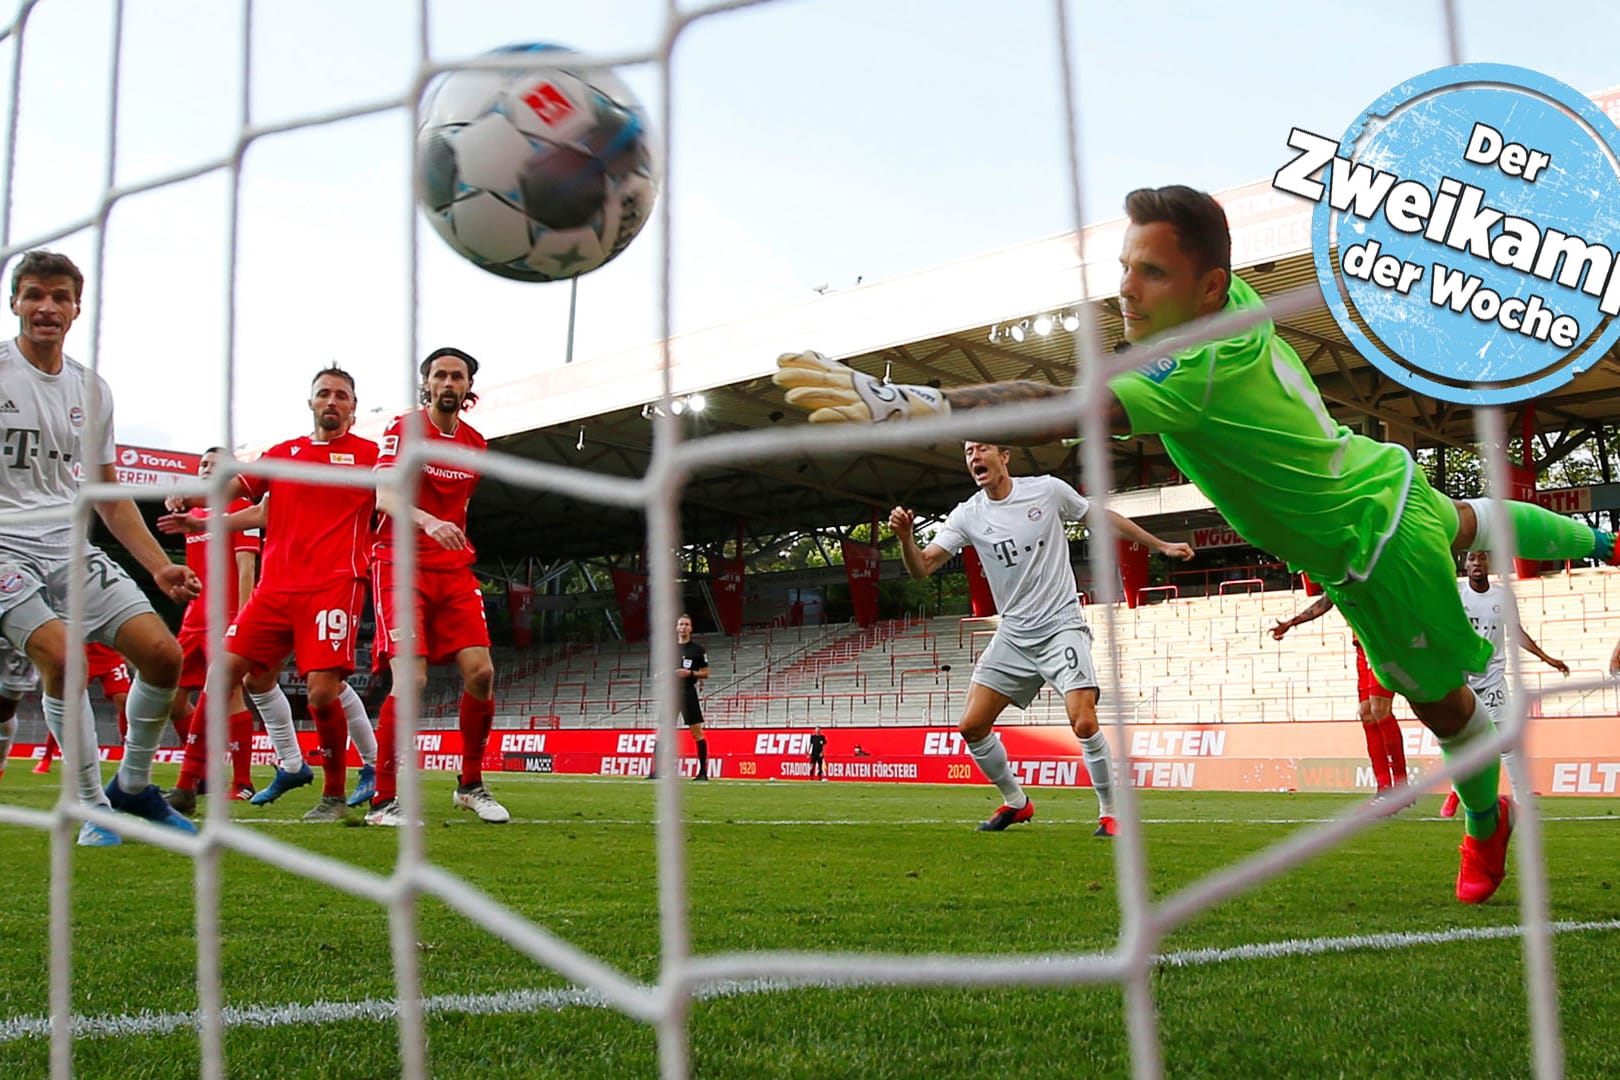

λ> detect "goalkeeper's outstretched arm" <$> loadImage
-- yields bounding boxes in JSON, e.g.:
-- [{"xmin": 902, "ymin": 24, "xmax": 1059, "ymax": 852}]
[{"xmin": 774, "ymin": 350, "xmax": 1129, "ymax": 444}]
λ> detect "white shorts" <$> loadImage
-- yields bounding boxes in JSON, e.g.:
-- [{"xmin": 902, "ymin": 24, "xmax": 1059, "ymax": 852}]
[
  {"xmin": 0, "ymin": 545, "xmax": 154, "ymax": 653},
  {"xmin": 1471, "ymin": 678, "xmax": 1506, "ymax": 713},
  {"xmin": 971, "ymin": 624, "xmax": 1098, "ymax": 709},
  {"xmin": 0, "ymin": 638, "xmax": 37, "ymax": 700}
]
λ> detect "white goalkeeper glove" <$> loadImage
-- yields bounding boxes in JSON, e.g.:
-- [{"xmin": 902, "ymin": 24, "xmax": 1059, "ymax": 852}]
[{"xmin": 773, "ymin": 350, "xmax": 951, "ymax": 424}]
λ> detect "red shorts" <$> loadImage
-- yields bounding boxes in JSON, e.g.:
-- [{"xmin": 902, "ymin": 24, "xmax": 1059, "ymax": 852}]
[
  {"xmin": 371, "ymin": 562, "xmax": 490, "ymax": 665},
  {"xmin": 177, "ymin": 626, "xmax": 210, "ymax": 689},
  {"xmin": 1354, "ymin": 641, "xmax": 1394, "ymax": 701},
  {"xmin": 225, "ymin": 580, "xmax": 366, "ymax": 676},
  {"xmin": 85, "ymin": 646, "xmax": 132, "ymax": 698}
]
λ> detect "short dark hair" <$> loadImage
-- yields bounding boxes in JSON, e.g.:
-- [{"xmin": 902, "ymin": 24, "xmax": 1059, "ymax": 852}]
[
  {"xmin": 202, "ymin": 445, "xmax": 229, "ymax": 456},
  {"xmin": 10, "ymin": 250, "xmax": 84, "ymax": 303},
  {"xmin": 311, "ymin": 364, "xmax": 356, "ymax": 395},
  {"xmin": 1124, "ymin": 185, "xmax": 1231, "ymax": 292},
  {"xmin": 419, "ymin": 346, "xmax": 480, "ymax": 409}
]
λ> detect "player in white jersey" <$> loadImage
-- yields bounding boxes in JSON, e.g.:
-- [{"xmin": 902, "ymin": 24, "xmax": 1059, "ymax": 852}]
[
  {"xmin": 1439, "ymin": 550, "xmax": 1567, "ymax": 817},
  {"xmin": 891, "ymin": 442, "xmax": 1193, "ymax": 834},
  {"xmin": 0, "ymin": 251, "xmax": 200, "ymax": 840}
]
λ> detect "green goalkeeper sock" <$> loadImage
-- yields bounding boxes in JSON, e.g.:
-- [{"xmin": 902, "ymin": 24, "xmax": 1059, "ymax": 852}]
[
  {"xmin": 1505, "ymin": 500, "xmax": 1607, "ymax": 560},
  {"xmin": 1436, "ymin": 696, "xmax": 1503, "ymax": 840}
]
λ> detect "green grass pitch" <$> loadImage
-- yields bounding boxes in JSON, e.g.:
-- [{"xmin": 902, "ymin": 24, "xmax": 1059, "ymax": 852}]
[{"xmin": 2, "ymin": 768, "xmax": 1618, "ymax": 1078}]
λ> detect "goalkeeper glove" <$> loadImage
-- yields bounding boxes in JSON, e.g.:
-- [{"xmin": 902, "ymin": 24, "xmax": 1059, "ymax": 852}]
[{"xmin": 773, "ymin": 350, "xmax": 951, "ymax": 424}]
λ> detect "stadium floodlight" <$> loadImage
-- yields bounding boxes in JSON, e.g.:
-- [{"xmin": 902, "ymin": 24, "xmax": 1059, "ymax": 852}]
[
  {"xmin": 1061, "ymin": 311, "xmax": 1081, "ymax": 332},
  {"xmin": 1008, "ymin": 319, "xmax": 1028, "ymax": 343},
  {"xmin": 670, "ymin": 397, "xmax": 686, "ymax": 415},
  {"xmin": 686, "ymin": 392, "xmax": 707, "ymax": 414},
  {"xmin": 1033, "ymin": 313, "xmax": 1054, "ymax": 336},
  {"xmin": 987, "ymin": 324, "xmax": 1001, "ymax": 343}
]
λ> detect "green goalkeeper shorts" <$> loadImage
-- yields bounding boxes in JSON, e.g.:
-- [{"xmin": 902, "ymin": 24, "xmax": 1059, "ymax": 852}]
[{"xmin": 1322, "ymin": 474, "xmax": 1492, "ymax": 704}]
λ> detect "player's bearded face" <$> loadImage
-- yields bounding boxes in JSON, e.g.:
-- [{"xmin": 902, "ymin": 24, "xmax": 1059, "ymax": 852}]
[
  {"xmin": 309, "ymin": 376, "xmax": 356, "ymax": 434},
  {"xmin": 1118, "ymin": 221, "xmax": 1226, "ymax": 343},
  {"xmin": 426, "ymin": 359, "xmax": 470, "ymax": 413}
]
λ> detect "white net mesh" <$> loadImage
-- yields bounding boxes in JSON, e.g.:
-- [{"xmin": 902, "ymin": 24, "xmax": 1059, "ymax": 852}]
[{"xmin": 0, "ymin": 1, "xmax": 1610, "ymax": 1077}]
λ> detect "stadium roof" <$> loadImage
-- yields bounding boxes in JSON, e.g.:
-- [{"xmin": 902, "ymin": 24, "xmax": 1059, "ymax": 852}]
[{"xmin": 465, "ymin": 87, "xmax": 1620, "ymax": 568}]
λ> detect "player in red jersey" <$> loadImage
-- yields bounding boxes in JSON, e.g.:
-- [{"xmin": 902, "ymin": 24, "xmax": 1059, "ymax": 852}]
[
  {"xmin": 162, "ymin": 367, "xmax": 378, "ymax": 821},
  {"xmin": 1273, "ymin": 593, "xmax": 1409, "ymax": 805},
  {"xmin": 365, "ymin": 347, "xmax": 503, "ymax": 826},
  {"xmin": 162, "ymin": 446, "xmax": 264, "ymax": 800}
]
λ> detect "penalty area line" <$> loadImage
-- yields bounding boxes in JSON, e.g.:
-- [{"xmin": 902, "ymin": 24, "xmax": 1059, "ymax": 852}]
[{"xmin": 4, "ymin": 919, "xmax": 1618, "ymax": 1043}]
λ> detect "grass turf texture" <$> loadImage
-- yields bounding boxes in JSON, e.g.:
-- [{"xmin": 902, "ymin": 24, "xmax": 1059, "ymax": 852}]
[{"xmin": 1, "ymin": 769, "xmax": 1618, "ymax": 1078}]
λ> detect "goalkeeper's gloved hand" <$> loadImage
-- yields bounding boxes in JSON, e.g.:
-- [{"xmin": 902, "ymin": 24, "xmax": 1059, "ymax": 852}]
[{"xmin": 773, "ymin": 350, "xmax": 951, "ymax": 424}]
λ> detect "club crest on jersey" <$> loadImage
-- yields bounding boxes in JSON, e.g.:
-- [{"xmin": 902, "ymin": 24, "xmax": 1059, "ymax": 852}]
[
  {"xmin": 1027, "ymin": 506, "xmax": 1043, "ymax": 522},
  {"xmin": 0, "ymin": 571, "xmax": 24, "ymax": 594},
  {"xmin": 1135, "ymin": 355, "xmax": 1178, "ymax": 384},
  {"xmin": 329, "ymin": 453, "xmax": 355, "ymax": 464},
  {"xmin": 380, "ymin": 435, "xmax": 399, "ymax": 456},
  {"xmin": 68, "ymin": 406, "xmax": 84, "ymax": 426}
]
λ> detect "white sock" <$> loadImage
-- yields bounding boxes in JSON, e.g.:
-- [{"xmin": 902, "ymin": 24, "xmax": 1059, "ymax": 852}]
[
  {"xmin": 115, "ymin": 676, "xmax": 175, "ymax": 793},
  {"xmin": 338, "ymin": 682, "xmax": 376, "ymax": 766},
  {"xmin": 0, "ymin": 713, "xmax": 13, "ymax": 771},
  {"xmin": 1079, "ymin": 730, "xmax": 1115, "ymax": 817},
  {"xmin": 249, "ymin": 686, "xmax": 302, "ymax": 772},
  {"xmin": 966, "ymin": 733, "xmax": 1026, "ymax": 809},
  {"xmin": 45, "ymin": 692, "xmax": 111, "ymax": 807}
]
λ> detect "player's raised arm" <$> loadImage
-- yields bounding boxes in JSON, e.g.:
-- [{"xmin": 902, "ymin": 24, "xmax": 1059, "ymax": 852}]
[
  {"xmin": 1519, "ymin": 627, "xmax": 1568, "ymax": 676},
  {"xmin": 1271, "ymin": 594, "xmax": 1335, "ymax": 640},
  {"xmin": 1102, "ymin": 509, "xmax": 1195, "ymax": 561},
  {"xmin": 889, "ymin": 505, "xmax": 951, "ymax": 578},
  {"xmin": 164, "ymin": 473, "xmax": 249, "ymax": 514},
  {"xmin": 157, "ymin": 495, "xmax": 266, "ymax": 537}
]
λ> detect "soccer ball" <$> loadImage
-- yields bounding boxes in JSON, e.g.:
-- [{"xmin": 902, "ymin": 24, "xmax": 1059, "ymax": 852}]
[{"xmin": 416, "ymin": 43, "xmax": 660, "ymax": 282}]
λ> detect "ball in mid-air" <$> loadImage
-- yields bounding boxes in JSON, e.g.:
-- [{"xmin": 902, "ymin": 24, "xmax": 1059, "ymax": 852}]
[{"xmin": 416, "ymin": 43, "xmax": 659, "ymax": 282}]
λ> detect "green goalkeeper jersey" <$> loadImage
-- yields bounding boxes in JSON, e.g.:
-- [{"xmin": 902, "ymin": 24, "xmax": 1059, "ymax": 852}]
[{"xmin": 1109, "ymin": 275, "xmax": 1415, "ymax": 586}]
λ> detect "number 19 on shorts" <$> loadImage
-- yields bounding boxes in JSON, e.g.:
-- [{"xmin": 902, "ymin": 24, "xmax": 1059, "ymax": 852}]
[{"xmin": 315, "ymin": 608, "xmax": 349, "ymax": 643}]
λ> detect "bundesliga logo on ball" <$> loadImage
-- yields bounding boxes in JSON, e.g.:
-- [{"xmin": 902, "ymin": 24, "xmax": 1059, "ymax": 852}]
[{"xmin": 415, "ymin": 43, "xmax": 661, "ymax": 282}]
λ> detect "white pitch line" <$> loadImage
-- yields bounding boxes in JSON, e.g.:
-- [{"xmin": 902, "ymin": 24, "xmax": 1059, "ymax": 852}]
[
  {"xmin": 4, "ymin": 918, "xmax": 1618, "ymax": 1044},
  {"xmin": 140, "ymin": 813, "xmax": 1620, "ymax": 828}
]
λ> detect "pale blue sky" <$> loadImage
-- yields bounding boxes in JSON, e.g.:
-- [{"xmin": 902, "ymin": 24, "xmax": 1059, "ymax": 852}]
[{"xmin": 3, "ymin": 0, "xmax": 1616, "ymax": 451}]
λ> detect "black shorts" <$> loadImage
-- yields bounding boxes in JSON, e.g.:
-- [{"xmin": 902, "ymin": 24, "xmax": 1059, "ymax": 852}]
[{"xmin": 680, "ymin": 696, "xmax": 704, "ymax": 726}]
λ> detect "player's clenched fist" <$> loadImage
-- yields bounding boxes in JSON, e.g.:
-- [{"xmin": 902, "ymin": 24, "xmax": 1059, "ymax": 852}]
[
  {"xmin": 888, "ymin": 506, "xmax": 916, "ymax": 536},
  {"xmin": 773, "ymin": 350, "xmax": 951, "ymax": 424}
]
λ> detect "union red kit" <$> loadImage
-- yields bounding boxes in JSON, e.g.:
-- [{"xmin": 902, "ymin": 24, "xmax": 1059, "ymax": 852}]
[
  {"xmin": 372, "ymin": 409, "xmax": 488, "ymax": 663},
  {"xmin": 227, "ymin": 430, "xmax": 378, "ymax": 676},
  {"xmin": 178, "ymin": 498, "xmax": 260, "ymax": 636},
  {"xmin": 83, "ymin": 642, "xmax": 132, "ymax": 698},
  {"xmin": 373, "ymin": 409, "xmax": 484, "ymax": 571},
  {"xmin": 242, "ymin": 431, "xmax": 378, "ymax": 590}
]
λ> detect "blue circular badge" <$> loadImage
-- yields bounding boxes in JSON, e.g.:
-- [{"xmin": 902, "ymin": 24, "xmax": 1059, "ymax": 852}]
[{"xmin": 1305, "ymin": 64, "xmax": 1620, "ymax": 405}]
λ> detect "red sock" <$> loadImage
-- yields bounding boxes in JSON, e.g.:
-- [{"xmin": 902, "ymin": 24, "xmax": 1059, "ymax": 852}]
[
  {"xmin": 176, "ymin": 692, "xmax": 209, "ymax": 791},
  {"xmin": 42, "ymin": 733, "xmax": 58, "ymax": 764},
  {"xmin": 171, "ymin": 705, "xmax": 191, "ymax": 743},
  {"xmin": 310, "ymin": 701, "xmax": 348, "ymax": 797},
  {"xmin": 1379, "ymin": 717, "xmax": 1408, "ymax": 785},
  {"xmin": 228, "ymin": 710, "xmax": 254, "ymax": 788},
  {"xmin": 373, "ymin": 696, "xmax": 397, "ymax": 805},
  {"xmin": 1361, "ymin": 721, "xmax": 1392, "ymax": 790},
  {"xmin": 457, "ymin": 693, "xmax": 494, "ymax": 786}
]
